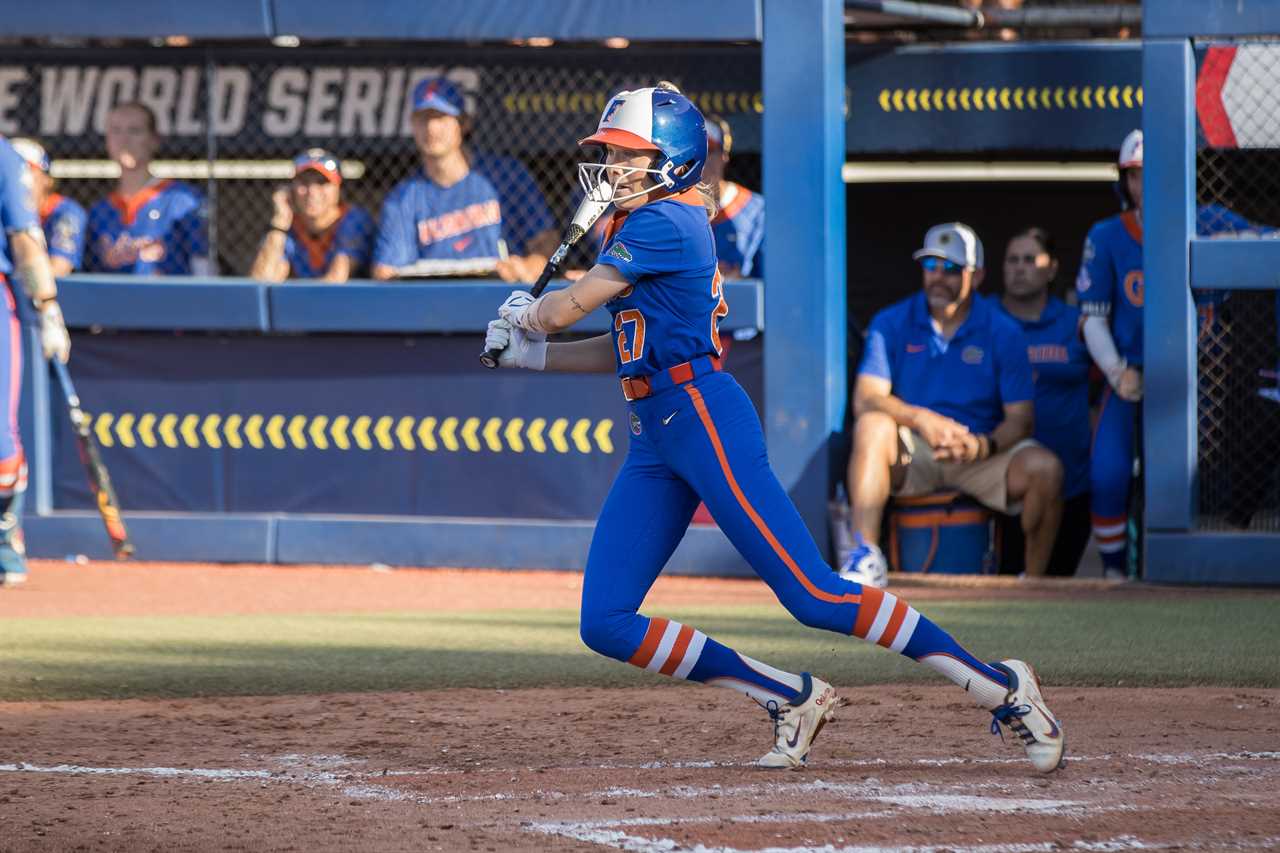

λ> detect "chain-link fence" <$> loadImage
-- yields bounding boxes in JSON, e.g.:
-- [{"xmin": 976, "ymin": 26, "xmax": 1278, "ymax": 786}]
[
  {"xmin": 2, "ymin": 45, "xmax": 762, "ymax": 281},
  {"xmin": 1195, "ymin": 40, "xmax": 1280, "ymax": 532}
]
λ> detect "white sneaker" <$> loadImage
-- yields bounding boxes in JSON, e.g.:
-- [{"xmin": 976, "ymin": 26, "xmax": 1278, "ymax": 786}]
[
  {"xmin": 838, "ymin": 541, "xmax": 889, "ymax": 589},
  {"xmin": 989, "ymin": 660, "xmax": 1066, "ymax": 773},
  {"xmin": 758, "ymin": 673, "xmax": 837, "ymax": 770}
]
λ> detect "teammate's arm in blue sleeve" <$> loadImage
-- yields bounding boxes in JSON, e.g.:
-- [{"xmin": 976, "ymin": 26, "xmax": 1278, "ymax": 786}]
[
  {"xmin": 336, "ymin": 207, "xmax": 375, "ymax": 267},
  {"xmin": 170, "ymin": 190, "xmax": 210, "ymax": 274},
  {"xmin": 46, "ymin": 203, "xmax": 87, "ymax": 273},
  {"xmin": 372, "ymin": 190, "xmax": 414, "ymax": 279},
  {"xmin": 0, "ymin": 148, "xmax": 39, "ymax": 234},
  {"xmin": 997, "ymin": 324, "xmax": 1036, "ymax": 406},
  {"xmin": 1075, "ymin": 225, "xmax": 1114, "ymax": 320},
  {"xmin": 990, "ymin": 324, "xmax": 1036, "ymax": 446},
  {"xmin": 857, "ymin": 320, "xmax": 893, "ymax": 383},
  {"xmin": 595, "ymin": 207, "xmax": 684, "ymax": 284}
]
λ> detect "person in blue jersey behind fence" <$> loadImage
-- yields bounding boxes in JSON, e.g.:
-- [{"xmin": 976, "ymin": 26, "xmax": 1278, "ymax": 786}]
[
  {"xmin": 250, "ymin": 149, "xmax": 375, "ymax": 283},
  {"xmin": 703, "ymin": 114, "xmax": 764, "ymax": 280},
  {"xmin": 1076, "ymin": 128, "xmax": 1268, "ymax": 574},
  {"xmin": 997, "ymin": 227, "xmax": 1092, "ymax": 577},
  {"xmin": 9, "ymin": 138, "xmax": 86, "ymax": 277},
  {"xmin": 84, "ymin": 102, "xmax": 209, "ymax": 276},
  {"xmin": 842, "ymin": 222, "xmax": 1065, "ymax": 582},
  {"xmin": 0, "ymin": 136, "xmax": 71, "ymax": 587},
  {"xmin": 482, "ymin": 83, "xmax": 1065, "ymax": 773},
  {"xmin": 372, "ymin": 77, "xmax": 557, "ymax": 282}
]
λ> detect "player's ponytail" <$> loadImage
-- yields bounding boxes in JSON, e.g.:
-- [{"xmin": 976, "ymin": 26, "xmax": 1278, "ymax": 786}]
[{"xmin": 696, "ymin": 181, "xmax": 718, "ymax": 220}]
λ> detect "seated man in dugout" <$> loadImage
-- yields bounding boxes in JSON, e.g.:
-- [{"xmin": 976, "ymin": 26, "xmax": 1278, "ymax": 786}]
[
  {"xmin": 250, "ymin": 149, "xmax": 376, "ymax": 283},
  {"xmin": 840, "ymin": 222, "xmax": 1064, "ymax": 587}
]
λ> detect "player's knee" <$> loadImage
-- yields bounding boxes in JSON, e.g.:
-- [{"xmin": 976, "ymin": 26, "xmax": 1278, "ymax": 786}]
[
  {"xmin": 853, "ymin": 412, "xmax": 898, "ymax": 469},
  {"xmin": 781, "ymin": 595, "xmax": 846, "ymax": 634},
  {"xmin": 578, "ymin": 609, "xmax": 633, "ymax": 661},
  {"xmin": 854, "ymin": 411, "xmax": 897, "ymax": 449},
  {"xmin": 1028, "ymin": 448, "xmax": 1063, "ymax": 493}
]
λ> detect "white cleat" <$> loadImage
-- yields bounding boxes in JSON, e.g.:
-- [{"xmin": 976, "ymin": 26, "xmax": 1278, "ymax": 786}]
[
  {"xmin": 838, "ymin": 541, "xmax": 889, "ymax": 590},
  {"xmin": 758, "ymin": 673, "xmax": 837, "ymax": 770},
  {"xmin": 990, "ymin": 659, "xmax": 1066, "ymax": 773}
]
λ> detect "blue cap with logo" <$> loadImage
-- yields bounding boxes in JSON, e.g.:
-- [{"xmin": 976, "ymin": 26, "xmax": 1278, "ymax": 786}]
[
  {"xmin": 411, "ymin": 77, "xmax": 467, "ymax": 116},
  {"xmin": 293, "ymin": 148, "xmax": 343, "ymax": 185}
]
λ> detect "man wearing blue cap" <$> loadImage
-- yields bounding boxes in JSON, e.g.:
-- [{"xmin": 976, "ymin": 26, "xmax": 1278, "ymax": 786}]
[
  {"xmin": 250, "ymin": 148, "xmax": 375, "ymax": 282},
  {"xmin": 842, "ymin": 222, "xmax": 1064, "ymax": 585},
  {"xmin": 372, "ymin": 77, "xmax": 556, "ymax": 282}
]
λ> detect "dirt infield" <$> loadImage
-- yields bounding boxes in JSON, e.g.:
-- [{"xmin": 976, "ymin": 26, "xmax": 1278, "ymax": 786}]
[{"xmin": 3, "ymin": 561, "xmax": 1280, "ymax": 852}]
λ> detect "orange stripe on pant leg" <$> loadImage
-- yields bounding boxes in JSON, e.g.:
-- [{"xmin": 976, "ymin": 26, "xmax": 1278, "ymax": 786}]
[
  {"xmin": 684, "ymin": 385, "xmax": 861, "ymax": 609},
  {"xmin": 628, "ymin": 617, "xmax": 669, "ymax": 667},
  {"xmin": 877, "ymin": 598, "xmax": 910, "ymax": 649},
  {"xmin": 659, "ymin": 624, "xmax": 695, "ymax": 676},
  {"xmin": 853, "ymin": 586, "xmax": 884, "ymax": 638}
]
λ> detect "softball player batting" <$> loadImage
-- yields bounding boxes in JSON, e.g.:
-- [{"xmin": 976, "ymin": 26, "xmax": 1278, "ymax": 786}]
[
  {"xmin": 0, "ymin": 136, "xmax": 72, "ymax": 587},
  {"xmin": 485, "ymin": 85, "xmax": 1064, "ymax": 771}
]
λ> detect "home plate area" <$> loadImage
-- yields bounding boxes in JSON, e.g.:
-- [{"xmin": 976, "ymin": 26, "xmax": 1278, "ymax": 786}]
[{"xmin": 1, "ymin": 686, "xmax": 1278, "ymax": 851}]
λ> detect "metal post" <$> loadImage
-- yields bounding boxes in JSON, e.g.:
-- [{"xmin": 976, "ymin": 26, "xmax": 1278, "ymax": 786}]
[
  {"xmin": 1142, "ymin": 38, "xmax": 1196, "ymax": 532},
  {"xmin": 763, "ymin": 0, "xmax": 847, "ymax": 553}
]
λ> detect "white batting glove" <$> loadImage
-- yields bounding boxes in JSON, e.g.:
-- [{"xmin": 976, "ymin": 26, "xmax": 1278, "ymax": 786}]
[
  {"xmin": 497, "ymin": 289, "xmax": 546, "ymax": 332},
  {"xmin": 39, "ymin": 301, "xmax": 71, "ymax": 363},
  {"xmin": 485, "ymin": 318, "xmax": 547, "ymax": 370}
]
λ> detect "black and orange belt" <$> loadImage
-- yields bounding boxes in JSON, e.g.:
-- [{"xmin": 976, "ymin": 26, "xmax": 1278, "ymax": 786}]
[{"xmin": 620, "ymin": 355, "xmax": 722, "ymax": 401}]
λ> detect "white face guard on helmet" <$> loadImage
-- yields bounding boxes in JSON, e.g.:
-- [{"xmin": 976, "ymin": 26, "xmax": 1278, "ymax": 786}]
[
  {"xmin": 576, "ymin": 156, "xmax": 675, "ymax": 207},
  {"xmin": 576, "ymin": 87, "xmax": 707, "ymax": 206}
]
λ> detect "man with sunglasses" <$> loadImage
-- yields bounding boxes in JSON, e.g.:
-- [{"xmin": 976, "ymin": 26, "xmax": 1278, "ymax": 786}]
[
  {"xmin": 841, "ymin": 223, "xmax": 1065, "ymax": 586},
  {"xmin": 249, "ymin": 149, "xmax": 375, "ymax": 283}
]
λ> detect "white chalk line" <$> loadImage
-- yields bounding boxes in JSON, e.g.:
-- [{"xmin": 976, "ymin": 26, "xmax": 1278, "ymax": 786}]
[
  {"xmin": 525, "ymin": 824, "xmax": 1280, "ymax": 853},
  {"xmin": 242, "ymin": 749, "xmax": 1280, "ymax": 778},
  {"xmin": 5, "ymin": 753, "xmax": 1277, "ymax": 852}
]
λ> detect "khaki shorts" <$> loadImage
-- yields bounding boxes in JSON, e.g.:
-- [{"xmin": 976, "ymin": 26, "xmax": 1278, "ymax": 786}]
[{"xmin": 892, "ymin": 427, "xmax": 1040, "ymax": 514}]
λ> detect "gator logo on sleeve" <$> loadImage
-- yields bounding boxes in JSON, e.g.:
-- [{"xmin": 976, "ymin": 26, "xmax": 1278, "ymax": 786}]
[{"xmin": 608, "ymin": 242, "xmax": 633, "ymax": 263}]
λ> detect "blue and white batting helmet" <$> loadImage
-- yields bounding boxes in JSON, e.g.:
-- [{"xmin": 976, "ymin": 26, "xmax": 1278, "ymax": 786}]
[
  {"xmin": 1115, "ymin": 128, "xmax": 1143, "ymax": 209},
  {"xmin": 10, "ymin": 137, "xmax": 50, "ymax": 174},
  {"xmin": 579, "ymin": 86, "xmax": 708, "ymax": 194}
]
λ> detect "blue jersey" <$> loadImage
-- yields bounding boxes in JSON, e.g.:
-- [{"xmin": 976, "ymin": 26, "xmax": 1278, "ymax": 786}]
[
  {"xmin": 999, "ymin": 297, "xmax": 1091, "ymax": 498},
  {"xmin": 596, "ymin": 189, "xmax": 723, "ymax": 379},
  {"xmin": 41, "ymin": 193, "xmax": 87, "ymax": 271},
  {"xmin": 0, "ymin": 138, "xmax": 39, "ymax": 277},
  {"xmin": 860, "ymin": 292, "xmax": 1035, "ymax": 436},
  {"xmin": 84, "ymin": 180, "xmax": 207, "ymax": 275},
  {"xmin": 282, "ymin": 205, "xmax": 375, "ymax": 279},
  {"xmin": 711, "ymin": 181, "xmax": 765, "ymax": 278},
  {"xmin": 1076, "ymin": 205, "xmax": 1263, "ymax": 364},
  {"xmin": 374, "ymin": 154, "xmax": 553, "ymax": 270},
  {"xmin": 1075, "ymin": 211, "xmax": 1143, "ymax": 366}
]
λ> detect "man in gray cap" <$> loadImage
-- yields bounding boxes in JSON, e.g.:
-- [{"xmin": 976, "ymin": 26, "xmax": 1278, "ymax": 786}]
[{"xmin": 840, "ymin": 222, "xmax": 1064, "ymax": 586}]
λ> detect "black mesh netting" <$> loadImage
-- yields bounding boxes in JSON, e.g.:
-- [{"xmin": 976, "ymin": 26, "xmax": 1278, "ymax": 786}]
[
  {"xmin": 1195, "ymin": 43, "xmax": 1280, "ymax": 530},
  {"xmin": 2, "ymin": 46, "xmax": 762, "ymax": 279}
]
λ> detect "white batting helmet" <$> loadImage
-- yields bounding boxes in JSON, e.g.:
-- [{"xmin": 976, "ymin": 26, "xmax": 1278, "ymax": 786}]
[
  {"xmin": 1118, "ymin": 129, "xmax": 1143, "ymax": 170},
  {"xmin": 9, "ymin": 137, "xmax": 50, "ymax": 173}
]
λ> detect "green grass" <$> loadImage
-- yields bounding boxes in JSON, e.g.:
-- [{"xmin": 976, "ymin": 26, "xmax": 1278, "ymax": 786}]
[{"xmin": 2, "ymin": 597, "xmax": 1277, "ymax": 701}]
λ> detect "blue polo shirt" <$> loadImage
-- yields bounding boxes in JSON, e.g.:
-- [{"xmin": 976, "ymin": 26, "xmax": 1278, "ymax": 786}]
[
  {"xmin": 998, "ymin": 297, "xmax": 1091, "ymax": 498},
  {"xmin": 860, "ymin": 292, "xmax": 1034, "ymax": 436}
]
